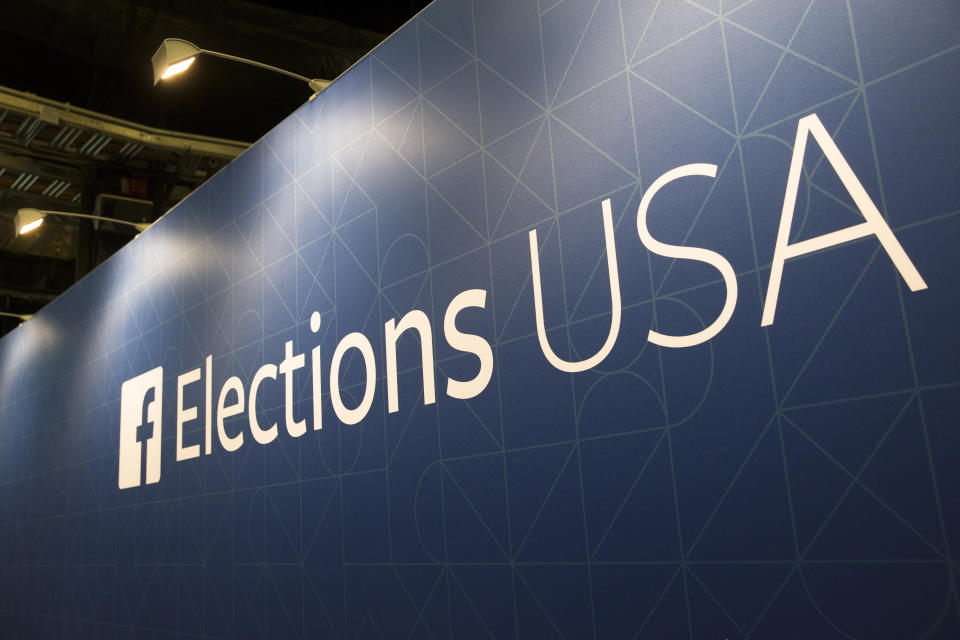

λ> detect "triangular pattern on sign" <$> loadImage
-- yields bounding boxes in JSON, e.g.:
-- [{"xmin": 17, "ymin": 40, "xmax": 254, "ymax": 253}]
[
  {"xmin": 579, "ymin": 431, "xmax": 666, "ymax": 552},
  {"xmin": 639, "ymin": 570, "xmax": 690, "ymax": 638},
  {"xmin": 398, "ymin": 103, "xmax": 426, "ymax": 176},
  {"xmin": 294, "ymin": 99, "xmax": 333, "ymax": 173},
  {"xmin": 444, "ymin": 456, "xmax": 509, "ymax": 556},
  {"xmin": 514, "ymin": 570, "xmax": 563, "ymax": 640},
  {"xmin": 335, "ymin": 129, "xmax": 373, "ymax": 181},
  {"xmin": 264, "ymin": 181, "xmax": 297, "ymax": 243},
  {"xmin": 727, "ymin": 0, "xmax": 811, "ymax": 47},
  {"xmin": 592, "ymin": 565, "xmax": 680, "ymax": 640},
  {"xmin": 552, "ymin": 0, "xmax": 633, "ymax": 105},
  {"xmin": 517, "ymin": 565, "xmax": 592, "ymax": 640},
  {"xmin": 630, "ymin": 0, "xmax": 715, "ymax": 64},
  {"xmin": 553, "ymin": 72, "xmax": 638, "ymax": 174},
  {"xmin": 691, "ymin": 427, "xmax": 795, "ymax": 561},
  {"xmin": 422, "ymin": 101, "xmax": 478, "ymax": 178},
  {"xmin": 630, "ymin": 72, "xmax": 736, "ymax": 182},
  {"xmin": 517, "ymin": 120, "xmax": 558, "ymax": 212},
  {"xmin": 540, "ymin": 0, "xmax": 600, "ymax": 102},
  {"xmin": 301, "ymin": 476, "xmax": 341, "ymax": 561},
  {"xmin": 634, "ymin": 23, "xmax": 737, "ymax": 134},
  {"xmin": 425, "ymin": 62, "xmax": 481, "ymax": 143},
  {"xmin": 353, "ymin": 613, "xmax": 388, "ymax": 640},
  {"xmin": 506, "ymin": 443, "xmax": 575, "ymax": 548},
  {"xmin": 381, "ymin": 271, "xmax": 428, "ymax": 320},
  {"xmin": 261, "ymin": 137, "xmax": 294, "ymax": 200},
  {"xmin": 474, "ymin": 0, "xmax": 547, "ymax": 107},
  {"xmin": 691, "ymin": 562, "xmax": 793, "ymax": 633},
  {"xmin": 394, "ymin": 565, "xmax": 444, "ymax": 613},
  {"xmin": 589, "ymin": 435, "xmax": 681, "ymax": 562},
  {"xmin": 297, "ymin": 235, "xmax": 335, "ymax": 312},
  {"xmin": 263, "ymin": 254, "xmax": 298, "ymax": 329},
  {"xmin": 372, "ymin": 22, "xmax": 421, "ymax": 88},
  {"xmin": 430, "ymin": 152, "xmax": 489, "ymax": 239},
  {"xmin": 859, "ymin": 400, "xmax": 945, "ymax": 552},
  {"xmin": 436, "ymin": 364, "xmax": 504, "ymax": 455},
  {"xmin": 486, "ymin": 117, "xmax": 545, "ymax": 179},
  {"xmin": 426, "ymin": 184, "xmax": 487, "ymax": 265},
  {"xmin": 806, "ymin": 484, "xmax": 940, "ymax": 560},
  {"xmin": 442, "ymin": 463, "xmax": 509, "ymax": 561},
  {"xmin": 233, "ymin": 341, "xmax": 265, "ymax": 382},
  {"xmin": 337, "ymin": 210, "xmax": 380, "ymax": 288},
  {"xmin": 372, "ymin": 58, "xmax": 418, "ymax": 124},
  {"xmin": 780, "ymin": 416, "xmax": 865, "ymax": 550},
  {"xmin": 549, "ymin": 116, "xmax": 637, "ymax": 212},
  {"xmin": 477, "ymin": 63, "xmax": 545, "ymax": 145},
  {"xmin": 265, "ymin": 567, "xmax": 302, "ymax": 638},
  {"xmin": 515, "ymin": 447, "xmax": 587, "ymax": 562},
  {"xmin": 687, "ymin": 573, "xmax": 745, "ymax": 639},
  {"xmin": 234, "ymin": 207, "xmax": 266, "ymax": 279},
  {"xmin": 789, "ymin": 0, "xmax": 859, "ymax": 81},
  {"xmin": 492, "ymin": 157, "xmax": 555, "ymax": 240},
  {"xmin": 724, "ymin": 22, "xmax": 786, "ymax": 132},
  {"xmin": 421, "ymin": 0, "xmax": 475, "ymax": 54},
  {"xmin": 376, "ymin": 100, "xmax": 419, "ymax": 155},
  {"xmin": 418, "ymin": 19, "xmax": 473, "ymax": 92},
  {"xmin": 618, "ymin": 0, "xmax": 659, "ymax": 65},
  {"xmin": 748, "ymin": 572, "xmax": 846, "ymax": 637},
  {"xmin": 746, "ymin": 53, "xmax": 857, "ymax": 132},
  {"xmin": 447, "ymin": 569, "xmax": 503, "ymax": 640},
  {"xmin": 331, "ymin": 162, "xmax": 375, "ymax": 226},
  {"xmin": 784, "ymin": 256, "xmax": 915, "ymax": 405},
  {"xmin": 294, "ymin": 176, "xmax": 332, "ymax": 249}
]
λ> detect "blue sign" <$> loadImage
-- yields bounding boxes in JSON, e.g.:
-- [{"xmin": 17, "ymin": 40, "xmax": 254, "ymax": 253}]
[{"xmin": 2, "ymin": 0, "xmax": 959, "ymax": 637}]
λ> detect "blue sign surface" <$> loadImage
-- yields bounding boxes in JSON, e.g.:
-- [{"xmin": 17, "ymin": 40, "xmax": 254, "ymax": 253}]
[{"xmin": 2, "ymin": 0, "xmax": 959, "ymax": 637}]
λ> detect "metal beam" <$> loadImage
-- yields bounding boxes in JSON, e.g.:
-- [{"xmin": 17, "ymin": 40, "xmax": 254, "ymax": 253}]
[{"xmin": 0, "ymin": 86, "xmax": 249, "ymax": 160}]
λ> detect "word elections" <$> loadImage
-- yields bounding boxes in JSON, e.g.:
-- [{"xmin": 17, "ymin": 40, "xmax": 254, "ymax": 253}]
[{"xmin": 117, "ymin": 113, "xmax": 925, "ymax": 488}]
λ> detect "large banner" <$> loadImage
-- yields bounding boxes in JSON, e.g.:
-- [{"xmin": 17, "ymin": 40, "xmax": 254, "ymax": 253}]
[{"xmin": 2, "ymin": 0, "xmax": 959, "ymax": 637}]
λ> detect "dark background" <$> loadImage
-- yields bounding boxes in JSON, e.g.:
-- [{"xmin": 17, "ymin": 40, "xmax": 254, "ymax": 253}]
[{"xmin": 1, "ymin": 0, "xmax": 431, "ymax": 143}]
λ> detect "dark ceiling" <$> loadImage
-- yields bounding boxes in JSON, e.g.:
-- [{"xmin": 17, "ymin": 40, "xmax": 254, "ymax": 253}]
[
  {"xmin": 0, "ymin": 0, "xmax": 432, "ymax": 335},
  {"xmin": 3, "ymin": 0, "xmax": 431, "ymax": 143}
]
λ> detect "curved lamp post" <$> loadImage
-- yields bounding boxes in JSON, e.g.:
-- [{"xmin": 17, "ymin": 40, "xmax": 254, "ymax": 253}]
[
  {"xmin": 151, "ymin": 38, "xmax": 331, "ymax": 96},
  {"xmin": 14, "ymin": 207, "xmax": 151, "ymax": 236},
  {"xmin": 0, "ymin": 311, "xmax": 32, "ymax": 321}
]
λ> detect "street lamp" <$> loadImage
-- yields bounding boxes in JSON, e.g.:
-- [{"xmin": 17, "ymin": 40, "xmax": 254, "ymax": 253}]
[
  {"xmin": 14, "ymin": 207, "xmax": 151, "ymax": 236},
  {"xmin": 0, "ymin": 311, "xmax": 32, "ymax": 321},
  {"xmin": 151, "ymin": 38, "xmax": 331, "ymax": 96}
]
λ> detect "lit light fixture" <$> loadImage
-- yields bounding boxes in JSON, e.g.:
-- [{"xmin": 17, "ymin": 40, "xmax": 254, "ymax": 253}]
[
  {"xmin": 14, "ymin": 207, "xmax": 151, "ymax": 236},
  {"xmin": 161, "ymin": 56, "xmax": 195, "ymax": 80},
  {"xmin": 14, "ymin": 207, "xmax": 44, "ymax": 235},
  {"xmin": 151, "ymin": 38, "xmax": 331, "ymax": 96}
]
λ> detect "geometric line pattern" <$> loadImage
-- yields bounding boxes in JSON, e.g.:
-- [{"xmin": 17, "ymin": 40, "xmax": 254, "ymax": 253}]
[{"xmin": 1, "ymin": 0, "xmax": 959, "ymax": 638}]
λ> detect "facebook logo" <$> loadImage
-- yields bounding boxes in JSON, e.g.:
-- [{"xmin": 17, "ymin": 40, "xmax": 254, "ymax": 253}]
[{"xmin": 118, "ymin": 366, "xmax": 163, "ymax": 489}]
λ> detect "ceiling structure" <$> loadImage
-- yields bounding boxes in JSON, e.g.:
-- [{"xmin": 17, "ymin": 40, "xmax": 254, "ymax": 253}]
[{"xmin": 0, "ymin": 0, "xmax": 430, "ymax": 335}]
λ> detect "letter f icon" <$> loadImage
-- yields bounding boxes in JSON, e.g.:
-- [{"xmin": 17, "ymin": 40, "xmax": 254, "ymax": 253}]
[{"xmin": 118, "ymin": 366, "xmax": 164, "ymax": 489}]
